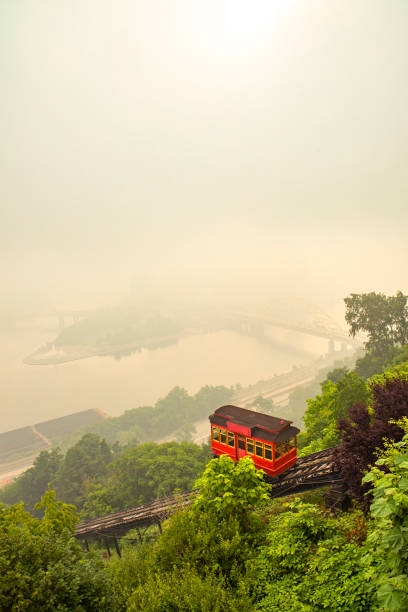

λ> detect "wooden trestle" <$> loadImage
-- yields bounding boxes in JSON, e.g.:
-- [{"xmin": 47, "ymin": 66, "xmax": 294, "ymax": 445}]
[
  {"xmin": 75, "ymin": 446, "xmax": 343, "ymax": 551},
  {"xmin": 266, "ymin": 446, "xmax": 343, "ymax": 497}
]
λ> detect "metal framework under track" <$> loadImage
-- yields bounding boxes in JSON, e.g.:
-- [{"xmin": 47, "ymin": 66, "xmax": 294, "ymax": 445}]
[
  {"xmin": 75, "ymin": 447, "xmax": 342, "ymax": 541},
  {"xmin": 75, "ymin": 489, "xmax": 196, "ymax": 541}
]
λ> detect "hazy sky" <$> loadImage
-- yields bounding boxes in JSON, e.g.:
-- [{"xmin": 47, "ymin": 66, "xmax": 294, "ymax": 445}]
[{"xmin": 1, "ymin": 0, "xmax": 407, "ymax": 316}]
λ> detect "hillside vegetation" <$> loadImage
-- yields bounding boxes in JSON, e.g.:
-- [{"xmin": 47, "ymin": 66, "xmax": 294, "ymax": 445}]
[{"xmin": 1, "ymin": 291, "xmax": 408, "ymax": 610}]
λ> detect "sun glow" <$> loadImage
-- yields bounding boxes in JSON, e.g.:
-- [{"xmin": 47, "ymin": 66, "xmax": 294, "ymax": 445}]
[{"xmin": 192, "ymin": 0, "xmax": 293, "ymax": 62}]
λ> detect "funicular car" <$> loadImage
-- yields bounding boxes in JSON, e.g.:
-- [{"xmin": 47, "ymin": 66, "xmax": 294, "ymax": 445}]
[{"xmin": 209, "ymin": 404, "xmax": 300, "ymax": 477}]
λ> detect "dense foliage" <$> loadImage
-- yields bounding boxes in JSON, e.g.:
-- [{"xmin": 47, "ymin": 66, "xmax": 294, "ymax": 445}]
[
  {"xmin": 250, "ymin": 501, "xmax": 371, "ymax": 611},
  {"xmin": 334, "ymin": 367, "xmax": 408, "ymax": 509},
  {"xmin": 81, "ymin": 440, "xmax": 210, "ymax": 519},
  {"xmin": 106, "ymin": 457, "xmax": 377, "ymax": 611},
  {"xmin": 298, "ymin": 371, "xmax": 369, "ymax": 455},
  {"xmin": 54, "ymin": 433, "xmax": 113, "ymax": 508},
  {"xmin": 0, "ymin": 491, "xmax": 115, "ymax": 611},
  {"xmin": 109, "ymin": 455, "xmax": 268, "ymax": 610},
  {"xmin": 362, "ymin": 418, "xmax": 408, "ymax": 611}
]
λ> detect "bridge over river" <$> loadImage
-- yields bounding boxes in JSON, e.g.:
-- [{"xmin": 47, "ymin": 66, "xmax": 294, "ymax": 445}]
[{"xmin": 217, "ymin": 298, "xmax": 355, "ymax": 358}]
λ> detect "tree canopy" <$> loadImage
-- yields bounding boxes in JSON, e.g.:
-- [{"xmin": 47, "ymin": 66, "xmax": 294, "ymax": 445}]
[
  {"xmin": 345, "ymin": 292, "xmax": 408, "ymax": 377},
  {"xmin": 82, "ymin": 440, "xmax": 210, "ymax": 520},
  {"xmin": 345, "ymin": 291, "xmax": 408, "ymax": 352},
  {"xmin": 53, "ymin": 433, "xmax": 113, "ymax": 509}
]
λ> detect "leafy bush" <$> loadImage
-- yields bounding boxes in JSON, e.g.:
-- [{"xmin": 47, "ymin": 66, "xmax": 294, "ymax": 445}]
[
  {"xmin": 153, "ymin": 506, "xmax": 254, "ymax": 582},
  {"xmin": 362, "ymin": 418, "xmax": 408, "ymax": 611},
  {"xmin": 108, "ymin": 544, "xmax": 155, "ymax": 609},
  {"xmin": 126, "ymin": 566, "xmax": 253, "ymax": 612},
  {"xmin": 249, "ymin": 500, "xmax": 372, "ymax": 611},
  {"xmin": 153, "ymin": 457, "xmax": 270, "ymax": 579},
  {"xmin": 194, "ymin": 455, "xmax": 270, "ymax": 525}
]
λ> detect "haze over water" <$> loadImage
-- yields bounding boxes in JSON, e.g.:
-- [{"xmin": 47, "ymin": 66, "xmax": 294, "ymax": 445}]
[{"xmin": 0, "ymin": 323, "xmax": 327, "ymax": 433}]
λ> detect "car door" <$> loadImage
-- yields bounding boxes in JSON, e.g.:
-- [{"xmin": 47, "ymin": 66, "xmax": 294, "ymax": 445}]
[{"xmin": 236, "ymin": 434, "xmax": 246, "ymax": 460}]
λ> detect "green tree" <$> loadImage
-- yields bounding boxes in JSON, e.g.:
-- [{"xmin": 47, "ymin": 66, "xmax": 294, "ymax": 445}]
[
  {"xmin": 82, "ymin": 441, "xmax": 209, "ymax": 518},
  {"xmin": 299, "ymin": 372, "xmax": 369, "ymax": 454},
  {"xmin": 345, "ymin": 291, "xmax": 408, "ymax": 352},
  {"xmin": 54, "ymin": 433, "xmax": 112, "ymax": 509},
  {"xmin": 322, "ymin": 366, "xmax": 349, "ymax": 385},
  {"xmin": 345, "ymin": 292, "xmax": 408, "ymax": 378},
  {"xmin": 80, "ymin": 483, "xmax": 115, "ymax": 521},
  {"xmin": 249, "ymin": 395, "xmax": 275, "ymax": 414},
  {"xmin": 192, "ymin": 385, "xmax": 234, "ymax": 415}
]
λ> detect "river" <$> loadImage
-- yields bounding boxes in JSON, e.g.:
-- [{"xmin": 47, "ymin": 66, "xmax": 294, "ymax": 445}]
[{"xmin": 0, "ymin": 324, "xmax": 328, "ymax": 434}]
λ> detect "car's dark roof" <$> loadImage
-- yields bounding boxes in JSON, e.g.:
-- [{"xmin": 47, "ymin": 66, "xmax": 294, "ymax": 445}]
[
  {"xmin": 209, "ymin": 405, "xmax": 299, "ymax": 443},
  {"xmin": 252, "ymin": 425, "xmax": 300, "ymax": 443},
  {"xmin": 210, "ymin": 404, "xmax": 291, "ymax": 432}
]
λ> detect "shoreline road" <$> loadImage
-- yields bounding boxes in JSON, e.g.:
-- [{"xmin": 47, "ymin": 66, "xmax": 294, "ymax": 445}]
[{"xmin": 0, "ymin": 453, "xmax": 39, "ymax": 487}]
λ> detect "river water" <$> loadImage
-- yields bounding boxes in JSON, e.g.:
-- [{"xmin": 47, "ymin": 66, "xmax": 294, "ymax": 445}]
[{"xmin": 0, "ymin": 325, "xmax": 328, "ymax": 433}]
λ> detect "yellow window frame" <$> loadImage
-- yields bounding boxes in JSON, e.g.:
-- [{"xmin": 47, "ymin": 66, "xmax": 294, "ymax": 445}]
[
  {"xmin": 227, "ymin": 432, "xmax": 235, "ymax": 447},
  {"xmin": 255, "ymin": 441, "xmax": 263, "ymax": 458},
  {"xmin": 264, "ymin": 443, "xmax": 273, "ymax": 461},
  {"xmin": 219, "ymin": 427, "xmax": 227, "ymax": 445}
]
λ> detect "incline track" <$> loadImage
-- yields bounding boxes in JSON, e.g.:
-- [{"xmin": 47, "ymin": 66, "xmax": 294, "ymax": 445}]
[
  {"xmin": 267, "ymin": 446, "xmax": 342, "ymax": 498},
  {"xmin": 75, "ymin": 490, "xmax": 196, "ymax": 540},
  {"xmin": 75, "ymin": 447, "xmax": 342, "ymax": 541}
]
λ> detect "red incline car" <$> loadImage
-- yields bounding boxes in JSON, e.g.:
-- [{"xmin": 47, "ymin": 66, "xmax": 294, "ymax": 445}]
[{"xmin": 209, "ymin": 404, "xmax": 300, "ymax": 478}]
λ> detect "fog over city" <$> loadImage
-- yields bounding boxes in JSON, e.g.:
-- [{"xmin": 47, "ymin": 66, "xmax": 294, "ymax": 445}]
[{"xmin": 1, "ymin": 0, "xmax": 407, "ymax": 432}]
